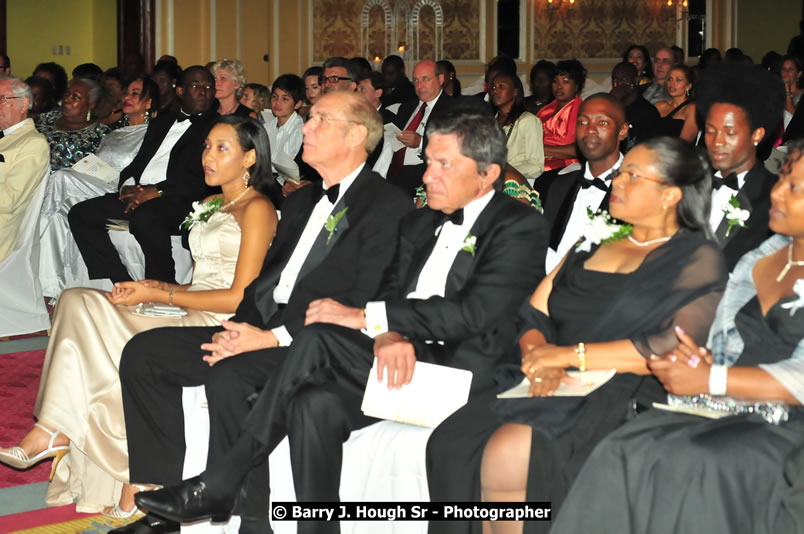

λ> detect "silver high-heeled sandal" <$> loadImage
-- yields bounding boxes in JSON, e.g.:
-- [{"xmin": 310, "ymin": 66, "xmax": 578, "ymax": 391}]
[{"xmin": 0, "ymin": 422, "xmax": 70, "ymax": 481}]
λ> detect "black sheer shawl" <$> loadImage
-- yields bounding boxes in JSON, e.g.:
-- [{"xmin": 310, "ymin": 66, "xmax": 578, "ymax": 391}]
[{"xmin": 495, "ymin": 229, "xmax": 728, "ymax": 436}]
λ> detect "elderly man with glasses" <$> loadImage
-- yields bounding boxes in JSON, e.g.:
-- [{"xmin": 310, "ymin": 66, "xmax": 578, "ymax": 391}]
[
  {"xmin": 0, "ymin": 75, "xmax": 49, "ymax": 262},
  {"xmin": 112, "ymin": 90, "xmax": 411, "ymax": 534}
]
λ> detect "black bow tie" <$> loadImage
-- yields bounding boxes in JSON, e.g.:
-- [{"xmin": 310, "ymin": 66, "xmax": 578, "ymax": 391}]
[
  {"xmin": 314, "ymin": 183, "xmax": 340, "ymax": 204},
  {"xmin": 440, "ymin": 209, "xmax": 464, "ymax": 226},
  {"xmin": 176, "ymin": 113, "xmax": 200, "ymax": 123},
  {"xmin": 577, "ymin": 174, "xmax": 608, "ymax": 192},
  {"xmin": 713, "ymin": 173, "xmax": 739, "ymax": 191}
]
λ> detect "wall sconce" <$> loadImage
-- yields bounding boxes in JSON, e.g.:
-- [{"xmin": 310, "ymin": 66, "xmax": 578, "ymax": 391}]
[
  {"xmin": 662, "ymin": 0, "xmax": 688, "ymax": 19},
  {"xmin": 546, "ymin": 0, "xmax": 575, "ymax": 15},
  {"xmin": 398, "ymin": 43, "xmax": 407, "ymax": 53}
]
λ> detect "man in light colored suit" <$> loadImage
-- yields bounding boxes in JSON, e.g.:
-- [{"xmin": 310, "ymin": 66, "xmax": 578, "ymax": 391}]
[{"xmin": 0, "ymin": 75, "xmax": 49, "ymax": 262}]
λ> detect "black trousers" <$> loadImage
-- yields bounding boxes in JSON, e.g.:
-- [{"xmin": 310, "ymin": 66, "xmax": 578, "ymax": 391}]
[
  {"xmin": 68, "ymin": 193, "xmax": 187, "ymax": 283},
  {"xmin": 204, "ymin": 324, "xmax": 378, "ymax": 533},
  {"xmin": 119, "ymin": 325, "xmax": 288, "ymax": 487}
]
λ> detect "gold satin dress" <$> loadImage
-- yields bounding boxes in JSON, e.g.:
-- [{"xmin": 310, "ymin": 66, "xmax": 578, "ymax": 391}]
[{"xmin": 33, "ymin": 210, "xmax": 241, "ymax": 512}]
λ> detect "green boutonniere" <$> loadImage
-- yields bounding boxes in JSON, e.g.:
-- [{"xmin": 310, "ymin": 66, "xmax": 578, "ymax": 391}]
[
  {"xmin": 325, "ymin": 207, "xmax": 348, "ymax": 244},
  {"xmin": 181, "ymin": 198, "xmax": 224, "ymax": 230},
  {"xmin": 723, "ymin": 195, "xmax": 749, "ymax": 237},
  {"xmin": 461, "ymin": 233, "xmax": 477, "ymax": 257}
]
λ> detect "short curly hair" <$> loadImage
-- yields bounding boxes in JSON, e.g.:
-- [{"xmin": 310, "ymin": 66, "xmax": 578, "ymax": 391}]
[
  {"xmin": 555, "ymin": 59, "xmax": 587, "ymax": 93},
  {"xmin": 695, "ymin": 63, "xmax": 784, "ymax": 143},
  {"xmin": 211, "ymin": 58, "xmax": 248, "ymax": 100}
]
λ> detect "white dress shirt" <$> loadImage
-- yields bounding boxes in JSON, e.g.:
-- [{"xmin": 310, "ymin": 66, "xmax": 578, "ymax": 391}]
[
  {"xmin": 364, "ymin": 190, "xmax": 495, "ymax": 337},
  {"xmin": 120, "ymin": 118, "xmax": 191, "ymax": 189},
  {"xmin": 709, "ymin": 169, "xmax": 749, "ymax": 232},
  {"xmin": 1, "ymin": 118, "xmax": 27, "ymax": 137},
  {"xmin": 545, "ymin": 154, "xmax": 623, "ymax": 273},
  {"xmin": 264, "ymin": 111, "xmax": 304, "ymax": 173},
  {"xmin": 270, "ymin": 163, "xmax": 365, "ymax": 346},
  {"xmin": 402, "ymin": 91, "xmax": 442, "ymax": 166}
]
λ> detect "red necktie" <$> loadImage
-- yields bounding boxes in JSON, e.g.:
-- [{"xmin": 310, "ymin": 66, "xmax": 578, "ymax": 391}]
[{"xmin": 390, "ymin": 102, "xmax": 427, "ymax": 177}]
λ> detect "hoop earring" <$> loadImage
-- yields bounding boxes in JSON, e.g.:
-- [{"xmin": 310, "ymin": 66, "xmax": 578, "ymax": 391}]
[{"xmin": 243, "ymin": 170, "xmax": 250, "ymax": 186}]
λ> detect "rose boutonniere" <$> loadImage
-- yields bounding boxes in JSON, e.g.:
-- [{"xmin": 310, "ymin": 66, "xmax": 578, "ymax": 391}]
[
  {"xmin": 325, "ymin": 207, "xmax": 348, "ymax": 244},
  {"xmin": 461, "ymin": 233, "xmax": 477, "ymax": 257},
  {"xmin": 781, "ymin": 279, "xmax": 804, "ymax": 316},
  {"xmin": 575, "ymin": 208, "xmax": 632, "ymax": 253},
  {"xmin": 723, "ymin": 196, "xmax": 749, "ymax": 237},
  {"xmin": 181, "ymin": 198, "xmax": 223, "ymax": 230}
]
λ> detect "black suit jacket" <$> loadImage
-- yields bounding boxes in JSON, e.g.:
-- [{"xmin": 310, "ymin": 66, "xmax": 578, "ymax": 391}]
[
  {"xmin": 232, "ymin": 166, "xmax": 413, "ymax": 336},
  {"xmin": 117, "ymin": 111, "xmax": 218, "ymax": 203},
  {"xmin": 380, "ymin": 77, "xmax": 416, "ymax": 108},
  {"xmin": 543, "ymin": 169, "xmax": 612, "ymax": 251},
  {"xmin": 715, "ymin": 163, "xmax": 777, "ymax": 271},
  {"xmin": 380, "ymin": 193, "xmax": 549, "ymax": 394}
]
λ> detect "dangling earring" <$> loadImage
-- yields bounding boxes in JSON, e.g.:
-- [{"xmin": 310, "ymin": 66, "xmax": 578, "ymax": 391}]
[
  {"xmin": 144, "ymin": 110, "xmax": 150, "ymax": 124},
  {"xmin": 243, "ymin": 170, "xmax": 250, "ymax": 186},
  {"xmin": 86, "ymin": 110, "xmax": 91, "ymax": 121}
]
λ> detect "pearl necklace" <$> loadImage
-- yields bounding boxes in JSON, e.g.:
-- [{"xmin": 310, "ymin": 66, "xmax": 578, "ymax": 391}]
[
  {"xmin": 627, "ymin": 235, "xmax": 671, "ymax": 247},
  {"xmin": 221, "ymin": 186, "xmax": 252, "ymax": 212},
  {"xmin": 776, "ymin": 244, "xmax": 804, "ymax": 282}
]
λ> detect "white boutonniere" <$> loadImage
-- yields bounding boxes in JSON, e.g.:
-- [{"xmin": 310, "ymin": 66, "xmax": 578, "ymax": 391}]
[
  {"xmin": 575, "ymin": 208, "xmax": 632, "ymax": 252},
  {"xmin": 181, "ymin": 198, "xmax": 223, "ymax": 230},
  {"xmin": 781, "ymin": 279, "xmax": 804, "ymax": 316},
  {"xmin": 723, "ymin": 196, "xmax": 749, "ymax": 237},
  {"xmin": 325, "ymin": 207, "xmax": 348, "ymax": 244},
  {"xmin": 461, "ymin": 233, "xmax": 477, "ymax": 257}
]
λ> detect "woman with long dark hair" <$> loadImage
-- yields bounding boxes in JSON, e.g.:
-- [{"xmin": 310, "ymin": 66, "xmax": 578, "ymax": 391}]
[{"xmin": 0, "ymin": 116, "xmax": 279, "ymax": 519}]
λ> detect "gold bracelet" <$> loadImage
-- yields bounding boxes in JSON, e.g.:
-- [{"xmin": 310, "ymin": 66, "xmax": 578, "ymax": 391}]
[
  {"xmin": 575, "ymin": 342, "xmax": 586, "ymax": 372},
  {"xmin": 168, "ymin": 289, "xmax": 175, "ymax": 306}
]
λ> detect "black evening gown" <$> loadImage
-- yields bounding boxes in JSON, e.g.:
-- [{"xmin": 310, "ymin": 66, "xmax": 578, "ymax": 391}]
[
  {"xmin": 656, "ymin": 99, "xmax": 692, "ymax": 138},
  {"xmin": 550, "ymin": 295, "xmax": 804, "ymax": 534},
  {"xmin": 426, "ymin": 230, "xmax": 727, "ymax": 534}
]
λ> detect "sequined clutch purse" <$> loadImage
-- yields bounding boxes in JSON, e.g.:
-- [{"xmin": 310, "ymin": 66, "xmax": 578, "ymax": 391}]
[{"xmin": 666, "ymin": 393, "xmax": 790, "ymax": 425}]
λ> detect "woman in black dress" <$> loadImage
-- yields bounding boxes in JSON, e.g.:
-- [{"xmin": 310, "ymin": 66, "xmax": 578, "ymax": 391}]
[
  {"xmin": 550, "ymin": 140, "xmax": 804, "ymax": 534},
  {"xmin": 655, "ymin": 65, "xmax": 698, "ymax": 142},
  {"xmin": 426, "ymin": 136, "xmax": 729, "ymax": 534}
]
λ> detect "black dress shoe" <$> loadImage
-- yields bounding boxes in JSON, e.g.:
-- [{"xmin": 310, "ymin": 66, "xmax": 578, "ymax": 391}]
[
  {"xmin": 134, "ymin": 475, "xmax": 237, "ymax": 524},
  {"xmin": 107, "ymin": 513, "xmax": 180, "ymax": 533}
]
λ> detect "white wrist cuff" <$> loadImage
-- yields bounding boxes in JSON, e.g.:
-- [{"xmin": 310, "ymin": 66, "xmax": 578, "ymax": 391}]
[{"xmin": 709, "ymin": 364, "xmax": 728, "ymax": 396}]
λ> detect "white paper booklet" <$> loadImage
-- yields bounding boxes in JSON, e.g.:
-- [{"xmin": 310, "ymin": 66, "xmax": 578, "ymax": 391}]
[
  {"xmin": 72, "ymin": 153, "xmax": 120, "ymax": 183},
  {"xmin": 361, "ymin": 360, "xmax": 473, "ymax": 428},
  {"xmin": 497, "ymin": 368, "xmax": 617, "ymax": 399},
  {"xmin": 383, "ymin": 123, "xmax": 406, "ymax": 152},
  {"xmin": 273, "ymin": 151, "xmax": 301, "ymax": 184}
]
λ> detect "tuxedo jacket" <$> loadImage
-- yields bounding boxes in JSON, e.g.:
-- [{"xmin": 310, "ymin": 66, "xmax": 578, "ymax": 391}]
[
  {"xmin": 116, "ymin": 110, "xmax": 218, "ymax": 203},
  {"xmin": 232, "ymin": 166, "xmax": 412, "ymax": 336},
  {"xmin": 716, "ymin": 163, "xmax": 777, "ymax": 271},
  {"xmin": 380, "ymin": 77, "xmax": 416, "ymax": 108},
  {"xmin": 543, "ymin": 169, "xmax": 611, "ymax": 251},
  {"xmin": 380, "ymin": 192, "xmax": 549, "ymax": 394},
  {"xmin": 393, "ymin": 94, "xmax": 454, "ymax": 135}
]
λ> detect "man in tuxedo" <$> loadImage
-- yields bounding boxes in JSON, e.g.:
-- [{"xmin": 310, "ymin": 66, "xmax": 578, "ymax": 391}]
[
  {"xmin": 379, "ymin": 54, "xmax": 416, "ymax": 108},
  {"xmin": 696, "ymin": 63, "xmax": 784, "ymax": 271},
  {"xmin": 135, "ymin": 111, "xmax": 549, "ymax": 533},
  {"xmin": 543, "ymin": 93, "xmax": 629, "ymax": 272},
  {"xmin": 610, "ymin": 62, "xmax": 660, "ymax": 154},
  {"xmin": 113, "ymin": 91, "xmax": 411, "ymax": 534},
  {"xmin": 68, "ymin": 66, "xmax": 217, "ymax": 284},
  {"xmin": 388, "ymin": 58, "xmax": 453, "ymax": 196},
  {"xmin": 321, "ymin": 56, "xmax": 358, "ymax": 94},
  {"xmin": 0, "ymin": 75, "xmax": 49, "ymax": 262}
]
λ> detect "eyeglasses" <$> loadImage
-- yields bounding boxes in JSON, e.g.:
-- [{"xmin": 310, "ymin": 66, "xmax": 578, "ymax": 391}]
[
  {"xmin": 319, "ymin": 75, "xmax": 353, "ymax": 85},
  {"xmin": 307, "ymin": 112, "xmax": 360, "ymax": 129},
  {"xmin": 189, "ymin": 82, "xmax": 213, "ymax": 91},
  {"xmin": 0, "ymin": 95, "xmax": 23, "ymax": 105},
  {"xmin": 612, "ymin": 168, "xmax": 668, "ymax": 185}
]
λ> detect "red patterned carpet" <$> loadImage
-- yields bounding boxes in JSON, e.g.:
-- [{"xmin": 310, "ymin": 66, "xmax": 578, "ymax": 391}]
[{"xmin": 0, "ymin": 349, "xmax": 51, "ymax": 488}]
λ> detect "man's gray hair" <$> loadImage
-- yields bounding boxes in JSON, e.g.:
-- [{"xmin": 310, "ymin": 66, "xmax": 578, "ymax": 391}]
[
  {"xmin": 0, "ymin": 74, "xmax": 32, "ymax": 110},
  {"xmin": 426, "ymin": 112, "xmax": 508, "ymax": 174},
  {"xmin": 323, "ymin": 57, "xmax": 358, "ymax": 82}
]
